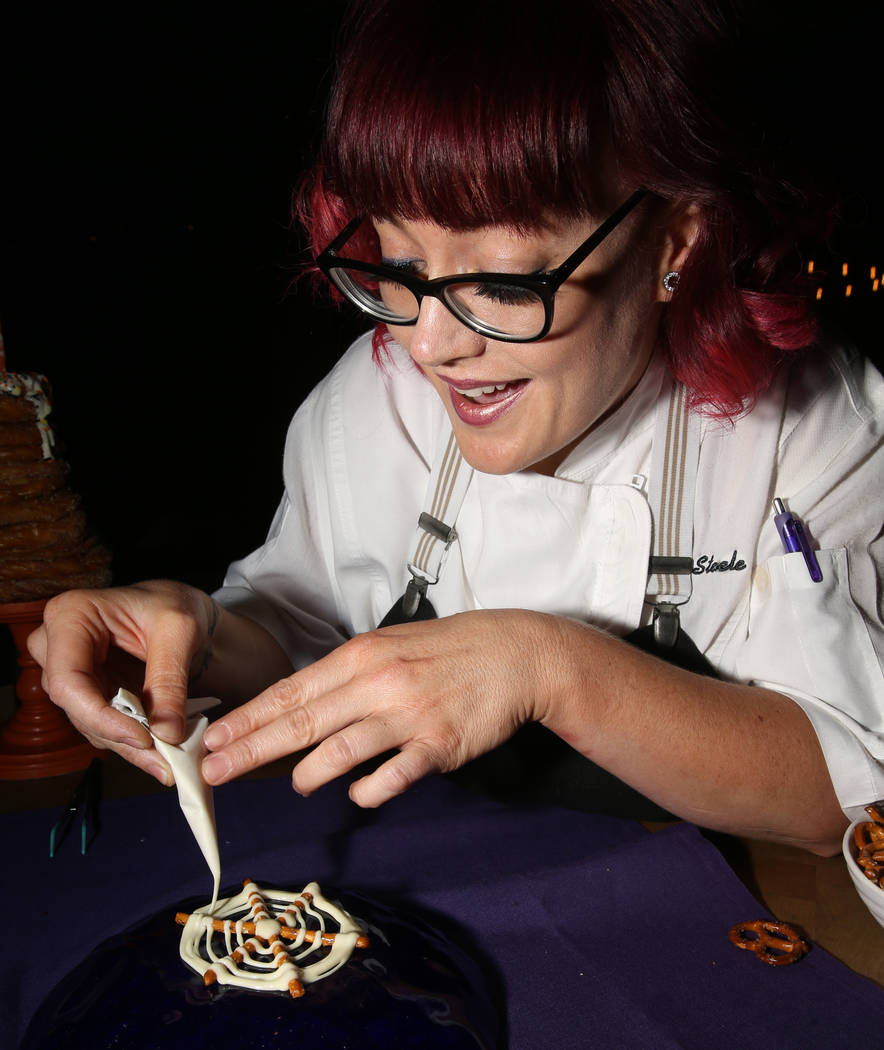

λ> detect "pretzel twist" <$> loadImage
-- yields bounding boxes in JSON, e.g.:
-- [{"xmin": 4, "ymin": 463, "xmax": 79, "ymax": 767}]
[{"xmin": 728, "ymin": 919, "xmax": 809, "ymax": 966}]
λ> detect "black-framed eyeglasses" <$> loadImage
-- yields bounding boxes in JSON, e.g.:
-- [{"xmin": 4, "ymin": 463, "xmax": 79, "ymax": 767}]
[{"xmin": 316, "ymin": 189, "xmax": 647, "ymax": 343}]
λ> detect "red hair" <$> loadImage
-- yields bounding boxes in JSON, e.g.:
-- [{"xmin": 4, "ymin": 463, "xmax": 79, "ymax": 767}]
[{"xmin": 297, "ymin": 0, "xmax": 835, "ymax": 417}]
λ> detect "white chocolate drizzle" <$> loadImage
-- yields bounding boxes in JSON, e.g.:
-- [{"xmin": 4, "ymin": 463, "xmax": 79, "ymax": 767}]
[{"xmin": 177, "ymin": 879, "xmax": 366, "ymax": 997}]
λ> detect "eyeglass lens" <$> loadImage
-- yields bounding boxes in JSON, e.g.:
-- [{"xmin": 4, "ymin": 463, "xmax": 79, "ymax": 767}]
[{"xmin": 328, "ymin": 266, "xmax": 547, "ymax": 339}]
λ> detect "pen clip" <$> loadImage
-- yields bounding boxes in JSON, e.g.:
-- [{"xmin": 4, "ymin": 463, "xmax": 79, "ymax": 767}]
[
  {"xmin": 772, "ymin": 498, "xmax": 822, "ymax": 583},
  {"xmin": 789, "ymin": 516, "xmax": 823, "ymax": 583}
]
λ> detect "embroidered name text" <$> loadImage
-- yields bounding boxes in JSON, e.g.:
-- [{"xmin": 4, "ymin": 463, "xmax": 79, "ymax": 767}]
[{"xmin": 692, "ymin": 551, "xmax": 747, "ymax": 575}]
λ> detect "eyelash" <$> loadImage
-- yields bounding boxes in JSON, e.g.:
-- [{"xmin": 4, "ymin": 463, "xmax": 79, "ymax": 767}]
[
  {"xmin": 381, "ymin": 258, "xmax": 422, "ymax": 274},
  {"xmin": 381, "ymin": 258, "xmax": 552, "ymax": 281}
]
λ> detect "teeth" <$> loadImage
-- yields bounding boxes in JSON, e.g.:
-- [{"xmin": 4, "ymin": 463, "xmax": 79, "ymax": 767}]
[{"xmin": 454, "ymin": 383, "xmax": 510, "ymax": 397}]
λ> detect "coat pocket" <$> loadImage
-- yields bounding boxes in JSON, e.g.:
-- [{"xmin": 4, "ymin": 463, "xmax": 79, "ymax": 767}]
[{"xmin": 740, "ymin": 547, "xmax": 884, "ymax": 738}]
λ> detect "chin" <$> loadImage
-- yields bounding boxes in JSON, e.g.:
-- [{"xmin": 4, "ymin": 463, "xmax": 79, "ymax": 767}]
[{"xmin": 456, "ymin": 437, "xmax": 545, "ymax": 476}]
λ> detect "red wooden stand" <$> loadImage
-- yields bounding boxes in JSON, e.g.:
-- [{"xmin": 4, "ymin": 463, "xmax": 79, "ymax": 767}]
[{"xmin": 0, "ymin": 599, "xmax": 97, "ymax": 778}]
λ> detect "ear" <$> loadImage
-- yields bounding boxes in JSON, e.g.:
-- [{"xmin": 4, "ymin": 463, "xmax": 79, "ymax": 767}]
[{"xmin": 655, "ymin": 202, "xmax": 700, "ymax": 302}]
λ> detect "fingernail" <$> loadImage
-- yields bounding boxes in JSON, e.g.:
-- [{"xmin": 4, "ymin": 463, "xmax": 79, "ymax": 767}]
[
  {"xmin": 203, "ymin": 722, "xmax": 231, "ymax": 749},
  {"xmin": 148, "ymin": 762, "xmax": 174, "ymax": 787},
  {"xmin": 152, "ymin": 715, "xmax": 185, "ymax": 744},
  {"xmin": 202, "ymin": 753, "xmax": 230, "ymax": 783}
]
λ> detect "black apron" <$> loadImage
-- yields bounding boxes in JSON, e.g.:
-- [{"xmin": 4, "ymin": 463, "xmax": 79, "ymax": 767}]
[
  {"xmin": 377, "ymin": 591, "xmax": 717, "ymax": 820},
  {"xmin": 375, "ymin": 381, "xmax": 710, "ymax": 818}
]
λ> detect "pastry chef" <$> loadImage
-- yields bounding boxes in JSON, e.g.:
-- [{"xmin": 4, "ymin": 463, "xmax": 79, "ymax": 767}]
[{"xmin": 29, "ymin": 0, "xmax": 883, "ymax": 857}]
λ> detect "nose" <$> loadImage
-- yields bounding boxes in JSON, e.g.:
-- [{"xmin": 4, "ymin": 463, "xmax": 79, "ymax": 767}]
[{"xmin": 406, "ymin": 297, "xmax": 486, "ymax": 368}]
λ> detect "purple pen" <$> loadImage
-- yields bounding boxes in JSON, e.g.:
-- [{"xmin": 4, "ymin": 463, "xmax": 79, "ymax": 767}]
[{"xmin": 772, "ymin": 498, "xmax": 823, "ymax": 582}]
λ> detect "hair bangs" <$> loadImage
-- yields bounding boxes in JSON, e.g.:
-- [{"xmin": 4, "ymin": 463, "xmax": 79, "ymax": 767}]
[
  {"xmin": 299, "ymin": 0, "xmax": 832, "ymax": 416},
  {"xmin": 319, "ymin": 2, "xmax": 608, "ymax": 231}
]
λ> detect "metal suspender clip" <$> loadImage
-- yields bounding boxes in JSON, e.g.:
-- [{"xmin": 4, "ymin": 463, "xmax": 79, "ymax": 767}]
[
  {"xmin": 647, "ymin": 559, "xmax": 694, "ymax": 647},
  {"xmin": 403, "ymin": 513, "xmax": 460, "ymax": 616},
  {"xmin": 652, "ymin": 602, "xmax": 681, "ymax": 648},
  {"xmin": 402, "ymin": 573, "xmax": 430, "ymax": 618}
]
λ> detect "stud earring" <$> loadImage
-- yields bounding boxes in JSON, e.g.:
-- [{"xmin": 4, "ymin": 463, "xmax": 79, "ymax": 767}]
[{"xmin": 662, "ymin": 271, "xmax": 680, "ymax": 293}]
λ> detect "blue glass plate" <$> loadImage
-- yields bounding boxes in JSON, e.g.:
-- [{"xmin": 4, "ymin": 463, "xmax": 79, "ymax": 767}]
[{"xmin": 21, "ymin": 885, "xmax": 503, "ymax": 1050}]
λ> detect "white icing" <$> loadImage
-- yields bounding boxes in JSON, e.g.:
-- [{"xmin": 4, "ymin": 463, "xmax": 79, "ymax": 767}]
[
  {"xmin": 108, "ymin": 689, "xmax": 367, "ymax": 995},
  {"xmin": 179, "ymin": 880, "xmax": 365, "ymax": 996},
  {"xmin": 0, "ymin": 370, "xmax": 56, "ymax": 459},
  {"xmin": 254, "ymin": 918, "xmax": 281, "ymax": 940}
]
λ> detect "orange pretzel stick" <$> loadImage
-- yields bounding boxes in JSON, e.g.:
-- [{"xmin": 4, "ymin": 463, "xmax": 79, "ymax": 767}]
[
  {"xmin": 864, "ymin": 802, "xmax": 884, "ymax": 824},
  {"xmin": 202, "ymin": 965, "xmax": 305, "ymax": 998},
  {"xmin": 175, "ymin": 912, "xmax": 369, "ymax": 948},
  {"xmin": 201, "ymin": 939, "xmax": 306, "ymax": 998},
  {"xmin": 240, "ymin": 877, "xmax": 312, "ymax": 904}
]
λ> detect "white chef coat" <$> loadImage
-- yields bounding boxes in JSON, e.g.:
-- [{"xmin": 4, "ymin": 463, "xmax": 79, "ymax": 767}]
[{"xmin": 215, "ymin": 330, "xmax": 884, "ymax": 819}]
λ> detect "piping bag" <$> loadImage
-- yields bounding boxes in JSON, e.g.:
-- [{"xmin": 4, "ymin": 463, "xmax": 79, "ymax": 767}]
[{"xmin": 111, "ymin": 687, "xmax": 222, "ymax": 911}]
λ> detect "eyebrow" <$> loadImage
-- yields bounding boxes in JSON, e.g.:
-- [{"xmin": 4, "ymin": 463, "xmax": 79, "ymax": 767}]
[
  {"xmin": 373, "ymin": 212, "xmax": 558, "ymax": 239},
  {"xmin": 374, "ymin": 217, "xmax": 578, "ymax": 273}
]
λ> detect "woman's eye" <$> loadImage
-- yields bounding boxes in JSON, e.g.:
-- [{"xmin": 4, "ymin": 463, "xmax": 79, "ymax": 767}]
[{"xmin": 474, "ymin": 282, "xmax": 538, "ymax": 306}]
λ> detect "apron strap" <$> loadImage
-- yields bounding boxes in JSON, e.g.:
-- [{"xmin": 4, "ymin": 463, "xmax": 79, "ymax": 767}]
[
  {"xmin": 407, "ymin": 430, "xmax": 473, "ymax": 581},
  {"xmin": 390, "ymin": 430, "xmax": 473, "ymax": 620},
  {"xmin": 645, "ymin": 381, "xmax": 700, "ymax": 645},
  {"xmin": 384, "ymin": 378, "xmax": 699, "ymax": 636}
]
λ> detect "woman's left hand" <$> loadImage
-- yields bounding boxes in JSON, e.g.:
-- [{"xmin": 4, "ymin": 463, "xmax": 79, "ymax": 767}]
[{"xmin": 201, "ymin": 609, "xmax": 565, "ymax": 806}]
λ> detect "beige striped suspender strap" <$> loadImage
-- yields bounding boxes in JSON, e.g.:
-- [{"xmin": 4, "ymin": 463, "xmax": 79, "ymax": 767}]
[
  {"xmin": 400, "ymin": 383, "xmax": 697, "ymax": 630},
  {"xmin": 401, "ymin": 430, "xmax": 473, "ymax": 616},
  {"xmin": 645, "ymin": 381, "xmax": 700, "ymax": 646}
]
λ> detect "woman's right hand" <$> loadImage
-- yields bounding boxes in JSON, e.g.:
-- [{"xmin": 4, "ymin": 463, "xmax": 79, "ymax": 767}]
[{"xmin": 27, "ymin": 580, "xmax": 216, "ymax": 783}]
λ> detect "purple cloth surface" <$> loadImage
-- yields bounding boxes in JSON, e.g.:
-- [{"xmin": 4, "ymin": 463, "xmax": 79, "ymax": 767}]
[{"xmin": 4, "ymin": 772, "xmax": 884, "ymax": 1048}]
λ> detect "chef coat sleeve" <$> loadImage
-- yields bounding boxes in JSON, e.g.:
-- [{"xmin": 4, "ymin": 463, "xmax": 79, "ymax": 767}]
[{"xmin": 735, "ymin": 346, "xmax": 884, "ymax": 819}]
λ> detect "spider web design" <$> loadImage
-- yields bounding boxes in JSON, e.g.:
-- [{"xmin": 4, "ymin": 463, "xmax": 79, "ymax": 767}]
[{"xmin": 176, "ymin": 878, "xmax": 368, "ymax": 997}]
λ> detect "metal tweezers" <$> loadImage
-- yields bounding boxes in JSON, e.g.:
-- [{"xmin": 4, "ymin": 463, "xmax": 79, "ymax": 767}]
[{"xmin": 49, "ymin": 757, "xmax": 103, "ymax": 857}]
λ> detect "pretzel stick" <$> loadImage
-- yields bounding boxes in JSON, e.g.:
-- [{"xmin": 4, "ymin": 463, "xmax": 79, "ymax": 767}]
[
  {"xmin": 175, "ymin": 912, "xmax": 369, "ymax": 948},
  {"xmin": 865, "ymin": 803, "xmax": 884, "ymax": 824},
  {"xmin": 204, "ymin": 964, "xmax": 305, "ymax": 997},
  {"xmin": 239, "ymin": 877, "xmax": 311, "ymax": 904}
]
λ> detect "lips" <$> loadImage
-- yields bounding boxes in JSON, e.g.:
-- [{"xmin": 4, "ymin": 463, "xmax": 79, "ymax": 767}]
[
  {"xmin": 451, "ymin": 380, "xmax": 521, "ymax": 403},
  {"xmin": 437, "ymin": 375, "xmax": 529, "ymax": 426}
]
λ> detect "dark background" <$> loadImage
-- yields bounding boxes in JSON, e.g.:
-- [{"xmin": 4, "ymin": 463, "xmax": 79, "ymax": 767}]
[
  {"xmin": 0, "ymin": 3, "xmax": 881, "ymax": 683},
  {"xmin": 1, "ymin": 3, "xmax": 364, "ymax": 597}
]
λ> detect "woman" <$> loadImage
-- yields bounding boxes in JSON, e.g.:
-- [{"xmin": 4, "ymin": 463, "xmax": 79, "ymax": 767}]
[{"xmin": 29, "ymin": 0, "xmax": 882, "ymax": 856}]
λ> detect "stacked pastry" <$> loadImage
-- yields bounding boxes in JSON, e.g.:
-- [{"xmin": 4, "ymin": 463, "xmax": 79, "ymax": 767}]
[{"xmin": 0, "ymin": 369, "xmax": 111, "ymax": 603}]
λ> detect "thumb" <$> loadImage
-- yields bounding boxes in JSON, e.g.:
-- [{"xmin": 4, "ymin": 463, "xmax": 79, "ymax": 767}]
[
  {"xmin": 26, "ymin": 622, "xmax": 48, "ymax": 666},
  {"xmin": 142, "ymin": 626, "xmax": 202, "ymax": 744},
  {"xmin": 144, "ymin": 675, "xmax": 189, "ymax": 743}
]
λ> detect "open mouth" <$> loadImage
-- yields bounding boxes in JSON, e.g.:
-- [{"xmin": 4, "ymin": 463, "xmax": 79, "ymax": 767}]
[
  {"xmin": 451, "ymin": 380, "xmax": 527, "ymax": 405},
  {"xmin": 444, "ymin": 378, "xmax": 529, "ymax": 426}
]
